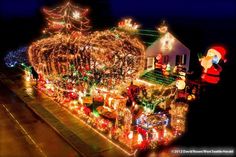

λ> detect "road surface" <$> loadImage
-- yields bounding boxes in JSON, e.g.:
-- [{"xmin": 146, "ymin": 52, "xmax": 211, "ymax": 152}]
[{"xmin": 0, "ymin": 82, "xmax": 81, "ymax": 157}]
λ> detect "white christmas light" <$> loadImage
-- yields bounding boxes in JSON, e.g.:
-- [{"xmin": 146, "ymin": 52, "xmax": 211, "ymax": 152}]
[
  {"xmin": 73, "ymin": 11, "xmax": 80, "ymax": 19},
  {"xmin": 160, "ymin": 33, "xmax": 175, "ymax": 51},
  {"xmin": 137, "ymin": 134, "xmax": 143, "ymax": 144}
]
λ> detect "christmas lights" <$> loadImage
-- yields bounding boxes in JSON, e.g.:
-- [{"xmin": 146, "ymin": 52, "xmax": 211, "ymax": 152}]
[
  {"xmin": 42, "ymin": 1, "xmax": 91, "ymax": 34},
  {"xmin": 26, "ymin": 2, "xmax": 191, "ymax": 154},
  {"xmin": 118, "ymin": 18, "xmax": 140, "ymax": 32},
  {"xmin": 200, "ymin": 46, "xmax": 227, "ymax": 84},
  {"xmin": 4, "ymin": 46, "xmax": 28, "ymax": 68}
]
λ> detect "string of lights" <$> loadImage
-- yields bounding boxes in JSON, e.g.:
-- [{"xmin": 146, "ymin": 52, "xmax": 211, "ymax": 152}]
[
  {"xmin": 42, "ymin": 1, "xmax": 91, "ymax": 34},
  {"xmin": 26, "ymin": 1, "xmax": 190, "ymax": 154},
  {"xmin": 4, "ymin": 46, "xmax": 28, "ymax": 68}
]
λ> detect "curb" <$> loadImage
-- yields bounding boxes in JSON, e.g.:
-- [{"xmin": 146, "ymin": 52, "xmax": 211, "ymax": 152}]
[{"xmin": 0, "ymin": 79, "xmax": 92, "ymax": 157}]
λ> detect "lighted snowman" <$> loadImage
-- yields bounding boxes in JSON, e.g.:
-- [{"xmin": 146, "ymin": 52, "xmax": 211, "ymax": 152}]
[
  {"xmin": 200, "ymin": 46, "xmax": 227, "ymax": 84},
  {"xmin": 176, "ymin": 72, "xmax": 186, "ymax": 90}
]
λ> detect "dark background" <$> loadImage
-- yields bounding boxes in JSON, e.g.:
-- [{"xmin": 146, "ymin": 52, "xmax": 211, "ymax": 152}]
[{"xmin": 0, "ymin": 0, "xmax": 235, "ymax": 152}]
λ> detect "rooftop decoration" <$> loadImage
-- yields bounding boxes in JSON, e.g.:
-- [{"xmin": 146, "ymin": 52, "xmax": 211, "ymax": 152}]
[
  {"xmin": 118, "ymin": 18, "xmax": 140, "ymax": 33},
  {"xmin": 157, "ymin": 21, "xmax": 168, "ymax": 34},
  {"xmin": 146, "ymin": 22, "xmax": 190, "ymax": 72}
]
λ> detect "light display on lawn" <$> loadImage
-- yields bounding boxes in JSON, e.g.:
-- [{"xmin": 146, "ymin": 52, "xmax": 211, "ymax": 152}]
[{"xmin": 26, "ymin": 2, "xmax": 191, "ymax": 155}]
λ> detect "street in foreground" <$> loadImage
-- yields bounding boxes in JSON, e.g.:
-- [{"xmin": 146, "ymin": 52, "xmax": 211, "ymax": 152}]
[{"xmin": 0, "ymin": 83, "xmax": 80, "ymax": 157}]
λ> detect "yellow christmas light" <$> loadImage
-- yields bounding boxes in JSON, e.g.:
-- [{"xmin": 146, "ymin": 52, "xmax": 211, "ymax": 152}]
[{"xmin": 118, "ymin": 18, "xmax": 140, "ymax": 32}]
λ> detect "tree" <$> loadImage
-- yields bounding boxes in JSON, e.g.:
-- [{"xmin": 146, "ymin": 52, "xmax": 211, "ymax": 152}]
[{"xmin": 43, "ymin": 1, "xmax": 91, "ymax": 34}]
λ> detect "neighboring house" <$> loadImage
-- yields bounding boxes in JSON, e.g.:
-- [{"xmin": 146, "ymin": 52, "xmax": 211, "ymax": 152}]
[{"xmin": 145, "ymin": 26, "xmax": 190, "ymax": 72}]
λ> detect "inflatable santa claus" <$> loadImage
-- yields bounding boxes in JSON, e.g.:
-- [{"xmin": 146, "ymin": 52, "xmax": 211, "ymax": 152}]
[{"xmin": 200, "ymin": 46, "xmax": 227, "ymax": 84}]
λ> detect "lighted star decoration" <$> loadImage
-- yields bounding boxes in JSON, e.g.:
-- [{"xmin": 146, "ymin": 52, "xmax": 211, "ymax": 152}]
[{"xmin": 72, "ymin": 11, "xmax": 80, "ymax": 19}]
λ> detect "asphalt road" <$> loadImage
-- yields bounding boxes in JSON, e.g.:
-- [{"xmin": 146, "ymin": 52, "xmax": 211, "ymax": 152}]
[{"xmin": 0, "ymin": 82, "xmax": 81, "ymax": 157}]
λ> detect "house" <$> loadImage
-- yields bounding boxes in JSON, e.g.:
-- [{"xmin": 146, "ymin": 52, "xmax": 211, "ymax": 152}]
[{"xmin": 145, "ymin": 24, "xmax": 190, "ymax": 72}]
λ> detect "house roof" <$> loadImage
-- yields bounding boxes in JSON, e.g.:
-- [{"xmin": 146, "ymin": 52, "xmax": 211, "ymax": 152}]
[
  {"xmin": 136, "ymin": 29, "xmax": 159, "ymax": 46},
  {"xmin": 146, "ymin": 32, "xmax": 190, "ymax": 57}
]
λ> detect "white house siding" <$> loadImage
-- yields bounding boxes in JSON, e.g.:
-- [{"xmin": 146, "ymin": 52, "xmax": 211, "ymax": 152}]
[{"xmin": 146, "ymin": 33, "xmax": 190, "ymax": 71}]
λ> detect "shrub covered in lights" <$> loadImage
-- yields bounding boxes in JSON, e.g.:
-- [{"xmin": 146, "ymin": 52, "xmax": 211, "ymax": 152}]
[{"xmin": 4, "ymin": 46, "xmax": 28, "ymax": 68}]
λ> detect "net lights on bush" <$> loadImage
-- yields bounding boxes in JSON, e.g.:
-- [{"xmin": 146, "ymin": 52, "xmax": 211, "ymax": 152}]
[{"xmin": 4, "ymin": 46, "xmax": 28, "ymax": 68}]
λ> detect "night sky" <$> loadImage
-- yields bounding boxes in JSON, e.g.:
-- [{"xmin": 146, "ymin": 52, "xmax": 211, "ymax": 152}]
[
  {"xmin": 1, "ymin": 0, "xmax": 236, "ymax": 19},
  {"xmin": 1, "ymin": 0, "xmax": 235, "ymax": 66},
  {"xmin": 0, "ymin": 0, "xmax": 235, "ymax": 152},
  {"xmin": 0, "ymin": 0, "xmax": 235, "ymax": 41}
]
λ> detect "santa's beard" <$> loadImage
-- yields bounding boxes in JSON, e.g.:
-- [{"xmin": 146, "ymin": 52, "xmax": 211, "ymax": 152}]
[{"xmin": 201, "ymin": 57, "xmax": 213, "ymax": 72}]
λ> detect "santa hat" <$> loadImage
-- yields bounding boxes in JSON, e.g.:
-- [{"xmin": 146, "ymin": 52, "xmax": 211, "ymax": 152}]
[{"xmin": 208, "ymin": 46, "xmax": 227, "ymax": 62}]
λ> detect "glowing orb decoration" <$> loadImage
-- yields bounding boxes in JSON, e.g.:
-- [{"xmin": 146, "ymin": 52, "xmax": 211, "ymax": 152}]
[{"xmin": 176, "ymin": 79, "xmax": 186, "ymax": 90}]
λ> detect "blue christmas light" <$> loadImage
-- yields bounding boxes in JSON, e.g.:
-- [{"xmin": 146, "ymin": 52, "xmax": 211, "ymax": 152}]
[{"xmin": 4, "ymin": 46, "xmax": 28, "ymax": 68}]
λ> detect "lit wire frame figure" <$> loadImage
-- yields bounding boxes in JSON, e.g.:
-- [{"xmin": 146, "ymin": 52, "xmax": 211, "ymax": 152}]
[{"xmin": 42, "ymin": 1, "xmax": 91, "ymax": 34}]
